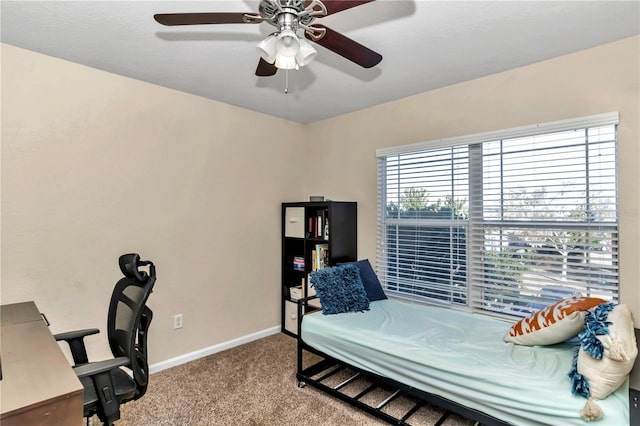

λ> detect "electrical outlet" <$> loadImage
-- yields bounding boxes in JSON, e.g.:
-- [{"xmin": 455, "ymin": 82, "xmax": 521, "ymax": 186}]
[{"xmin": 173, "ymin": 314, "xmax": 183, "ymax": 330}]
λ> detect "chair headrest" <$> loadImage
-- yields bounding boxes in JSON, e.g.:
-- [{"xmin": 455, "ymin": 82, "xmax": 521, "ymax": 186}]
[{"xmin": 119, "ymin": 253, "xmax": 148, "ymax": 282}]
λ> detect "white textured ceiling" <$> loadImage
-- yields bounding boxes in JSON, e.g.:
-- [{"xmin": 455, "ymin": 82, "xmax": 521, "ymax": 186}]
[{"xmin": 2, "ymin": 1, "xmax": 639, "ymax": 123}]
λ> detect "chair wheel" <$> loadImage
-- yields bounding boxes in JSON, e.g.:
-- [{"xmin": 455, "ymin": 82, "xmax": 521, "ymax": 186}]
[{"xmin": 298, "ymin": 381, "xmax": 306, "ymax": 388}]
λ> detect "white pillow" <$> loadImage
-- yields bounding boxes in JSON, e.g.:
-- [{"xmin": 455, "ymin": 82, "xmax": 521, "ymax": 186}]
[
  {"xmin": 572, "ymin": 303, "xmax": 637, "ymax": 421},
  {"xmin": 504, "ymin": 297, "xmax": 605, "ymax": 346},
  {"xmin": 577, "ymin": 303, "xmax": 637, "ymax": 399}
]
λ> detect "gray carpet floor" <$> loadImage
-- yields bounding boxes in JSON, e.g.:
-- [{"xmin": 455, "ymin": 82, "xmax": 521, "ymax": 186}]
[{"xmin": 112, "ymin": 333, "xmax": 475, "ymax": 425}]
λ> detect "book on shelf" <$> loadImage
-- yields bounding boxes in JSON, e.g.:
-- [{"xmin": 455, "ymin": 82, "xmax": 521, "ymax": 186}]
[
  {"xmin": 316, "ymin": 214, "xmax": 322, "ymax": 239},
  {"xmin": 323, "ymin": 217, "xmax": 329, "ymax": 240},
  {"xmin": 308, "ymin": 217, "xmax": 315, "ymax": 238},
  {"xmin": 315, "ymin": 243, "xmax": 329, "ymax": 271},
  {"xmin": 293, "ymin": 256, "xmax": 305, "ymax": 271},
  {"xmin": 307, "ymin": 210, "xmax": 329, "ymax": 239}
]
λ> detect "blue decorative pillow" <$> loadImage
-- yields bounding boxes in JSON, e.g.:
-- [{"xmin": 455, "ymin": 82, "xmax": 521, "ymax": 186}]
[
  {"xmin": 310, "ymin": 264, "xmax": 370, "ymax": 315},
  {"xmin": 338, "ymin": 259, "xmax": 387, "ymax": 301}
]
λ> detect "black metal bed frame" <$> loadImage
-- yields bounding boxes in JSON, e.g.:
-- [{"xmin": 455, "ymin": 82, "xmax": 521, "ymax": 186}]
[{"xmin": 295, "ymin": 297, "xmax": 511, "ymax": 426}]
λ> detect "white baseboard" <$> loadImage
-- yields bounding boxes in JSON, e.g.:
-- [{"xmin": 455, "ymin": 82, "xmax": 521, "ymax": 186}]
[{"xmin": 149, "ymin": 326, "xmax": 281, "ymax": 374}]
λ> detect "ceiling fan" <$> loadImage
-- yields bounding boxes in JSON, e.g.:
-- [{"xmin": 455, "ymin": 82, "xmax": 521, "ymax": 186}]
[{"xmin": 154, "ymin": 0, "xmax": 382, "ymax": 77}]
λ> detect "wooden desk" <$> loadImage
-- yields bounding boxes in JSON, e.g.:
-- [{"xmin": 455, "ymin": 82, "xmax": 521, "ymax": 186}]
[{"xmin": 0, "ymin": 301, "xmax": 83, "ymax": 426}]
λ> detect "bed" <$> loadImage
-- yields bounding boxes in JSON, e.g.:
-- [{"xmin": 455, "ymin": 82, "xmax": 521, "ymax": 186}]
[{"xmin": 296, "ymin": 298, "xmax": 631, "ymax": 426}]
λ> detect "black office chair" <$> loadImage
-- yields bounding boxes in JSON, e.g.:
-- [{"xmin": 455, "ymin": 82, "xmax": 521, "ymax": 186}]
[{"xmin": 55, "ymin": 253, "xmax": 156, "ymax": 425}]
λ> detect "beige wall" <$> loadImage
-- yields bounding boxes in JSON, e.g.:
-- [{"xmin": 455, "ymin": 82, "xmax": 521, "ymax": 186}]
[
  {"xmin": 1, "ymin": 43, "xmax": 307, "ymax": 364},
  {"xmin": 306, "ymin": 35, "xmax": 640, "ymax": 326},
  {"xmin": 1, "ymin": 35, "xmax": 638, "ymax": 369}
]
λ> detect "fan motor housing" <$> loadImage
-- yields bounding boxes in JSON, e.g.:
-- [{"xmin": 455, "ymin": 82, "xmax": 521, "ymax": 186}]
[{"xmin": 259, "ymin": 0, "xmax": 320, "ymax": 27}]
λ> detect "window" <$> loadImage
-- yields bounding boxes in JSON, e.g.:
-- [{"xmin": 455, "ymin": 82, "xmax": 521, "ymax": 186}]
[{"xmin": 376, "ymin": 113, "xmax": 618, "ymax": 318}]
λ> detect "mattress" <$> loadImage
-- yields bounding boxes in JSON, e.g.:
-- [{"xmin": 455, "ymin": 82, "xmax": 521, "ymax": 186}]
[{"xmin": 301, "ymin": 299, "xmax": 629, "ymax": 426}]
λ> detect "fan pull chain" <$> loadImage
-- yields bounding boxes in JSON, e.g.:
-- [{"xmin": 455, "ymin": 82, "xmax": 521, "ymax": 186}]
[{"xmin": 285, "ymin": 69, "xmax": 289, "ymax": 94}]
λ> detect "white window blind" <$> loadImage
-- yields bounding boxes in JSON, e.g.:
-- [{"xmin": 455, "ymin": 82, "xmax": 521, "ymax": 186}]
[{"xmin": 376, "ymin": 113, "xmax": 618, "ymax": 317}]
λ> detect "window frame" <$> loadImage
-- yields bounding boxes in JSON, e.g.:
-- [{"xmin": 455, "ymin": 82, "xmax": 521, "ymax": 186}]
[{"xmin": 376, "ymin": 113, "xmax": 619, "ymax": 318}]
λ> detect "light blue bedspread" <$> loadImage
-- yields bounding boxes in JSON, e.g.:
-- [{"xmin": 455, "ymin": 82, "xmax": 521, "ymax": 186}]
[{"xmin": 301, "ymin": 299, "xmax": 629, "ymax": 426}]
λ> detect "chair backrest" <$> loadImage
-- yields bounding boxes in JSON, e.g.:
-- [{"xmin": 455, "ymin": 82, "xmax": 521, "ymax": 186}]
[{"xmin": 107, "ymin": 253, "xmax": 156, "ymax": 399}]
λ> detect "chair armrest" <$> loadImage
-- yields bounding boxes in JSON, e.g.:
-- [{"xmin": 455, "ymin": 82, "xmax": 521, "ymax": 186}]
[
  {"xmin": 53, "ymin": 328, "xmax": 100, "ymax": 342},
  {"xmin": 73, "ymin": 357, "xmax": 130, "ymax": 379},
  {"xmin": 75, "ymin": 357, "xmax": 130, "ymax": 425},
  {"xmin": 54, "ymin": 328, "xmax": 100, "ymax": 366}
]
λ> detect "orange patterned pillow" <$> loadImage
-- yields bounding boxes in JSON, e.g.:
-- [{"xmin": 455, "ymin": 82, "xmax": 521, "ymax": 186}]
[{"xmin": 504, "ymin": 297, "xmax": 606, "ymax": 346}]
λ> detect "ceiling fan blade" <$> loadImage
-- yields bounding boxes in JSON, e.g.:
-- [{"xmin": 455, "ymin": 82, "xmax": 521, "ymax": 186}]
[
  {"xmin": 305, "ymin": 25, "xmax": 382, "ymax": 68},
  {"xmin": 319, "ymin": 0, "xmax": 376, "ymax": 16},
  {"xmin": 154, "ymin": 13, "xmax": 254, "ymax": 26},
  {"xmin": 255, "ymin": 58, "xmax": 278, "ymax": 77}
]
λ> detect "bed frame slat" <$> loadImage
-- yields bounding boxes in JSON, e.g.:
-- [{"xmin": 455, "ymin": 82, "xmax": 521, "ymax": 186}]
[
  {"xmin": 334, "ymin": 372, "xmax": 361, "ymax": 390},
  {"xmin": 400, "ymin": 401, "xmax": 423, "ymax": 422},
  {"xmin": 375, "ymin": 389, "xmax": 401, "ymax": 409},
  {"xmin": 354, "ymin": 382, "xmax": 378, "ymax": 400}
]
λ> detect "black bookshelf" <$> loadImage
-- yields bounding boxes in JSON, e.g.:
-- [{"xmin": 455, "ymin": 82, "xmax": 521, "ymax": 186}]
[{"xmin": 281, "ymin": 201, "xmax": 357, "ymax": 337}]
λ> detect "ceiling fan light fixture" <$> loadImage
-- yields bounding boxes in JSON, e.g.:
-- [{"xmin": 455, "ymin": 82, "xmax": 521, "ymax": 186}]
[
  {"xmin": 259, "ymin": 26, "xmax": 313, "ymax": 70},
  {"xmin": 275, "ymin": 54, "xmax": 298, "ymax": 70},
  {"xmin": 256, "ymin": 34, "xmax": 278, "ymax": 63},
  {"xmin": 295, "ymin": 38, "xmax": 317, "ymax": 66},
  {"xmin": 276, "ymin": 28, "xmax": 300, "ymax": 57}
]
